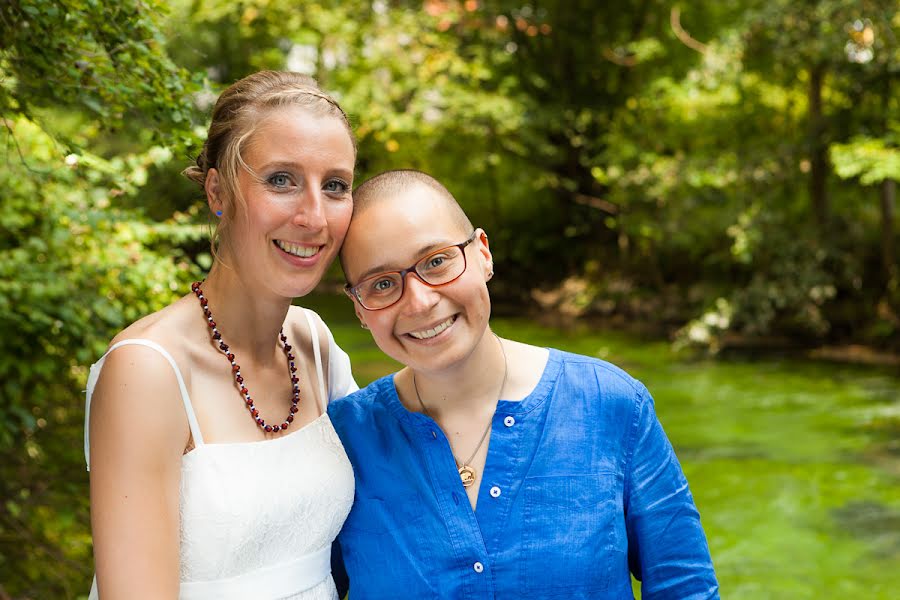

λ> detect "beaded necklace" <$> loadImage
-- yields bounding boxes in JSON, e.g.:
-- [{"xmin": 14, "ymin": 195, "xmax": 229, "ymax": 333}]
[{"xmin": 191, "ymin": 281, "xmax": 299, "ymax": 433}]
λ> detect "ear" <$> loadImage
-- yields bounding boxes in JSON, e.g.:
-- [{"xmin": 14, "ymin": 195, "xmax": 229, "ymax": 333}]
[
  {"xmin": 353, "ymin": 300, "xmax": 369, "ymax": 330},
  {"xmin": 475, "ymin": 228, "xmax": 494, "ymax": 281},
  {"xmin": 205, "ymin": 168, "xmax": 223, "ymax": 216}
]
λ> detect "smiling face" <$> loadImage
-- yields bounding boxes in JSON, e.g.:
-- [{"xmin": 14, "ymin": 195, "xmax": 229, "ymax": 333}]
[
  {"xmin": 209, "ymin": 104, "xmax": 355, "ymax": 299},
  {"xmin": 342, "ymin": 183, "xmax": 493, "ymax": 375}
]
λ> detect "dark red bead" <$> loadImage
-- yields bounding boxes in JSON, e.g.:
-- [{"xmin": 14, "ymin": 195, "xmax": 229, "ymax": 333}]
[
  {"xmin": 245, "ymin": 397, "xmax": 253, "ymax": 405},
  {"xmin": 191, "ymin": 282, "xmax": 200, "ymax": 292},
  {"xmin": 213, "ymin": 332, "xmax": 221, "ymax": 340},
  {"xmin": 291, "ymin": 376, "xmax": 299, "ymax": 384},
  {"xmin": 251, "ymin": 408, "xmax": 259, "ymax": 417},
  {"xmin": 240, "ymin": 386, "xmax": 248, "ymax": 395},
  {"xmin": 200, "ymin": 297, "xmax": 208, "ymax": 306},
  {"xmin": 264, "ymin": 425, "xmax": 272, "ymax": 432},
  {"xmin": 287, "ymin": 414, "xmax": 294, "ymax": 423},
  {"xmin": 290, "ymin": 405, "xmax": 299, "ymax": 414},
  {"xmin": 281, "ymin": 422, "xmax": 289, "ymax": 429},
  {"xmin": 227, "ymin": 353, "xmax": 235, "ymax": 361},
  {"xmin": 272, "ymin": 425, "xmax": 280, "ymax": 432},
  {"xmin": 236, "ymin": 375, "xmax": 243, "ymax": 384},
  {"xmin": 220, "ymin": 342, "xmax": 229, "ymax": 351},
  {"xmin": 208, "ymin": 320, "xmax": 216, "ymax": 328},
  {"xmin": 284, "ymin": 344, "xmax": 292, "ymax": 351},
  {"xmin": 287, "ymin": 353, "xmax": 294, "ymax": 361}
]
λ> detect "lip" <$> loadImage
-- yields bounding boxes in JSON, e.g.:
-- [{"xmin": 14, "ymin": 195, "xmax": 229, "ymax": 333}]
[
  {"xmin": 273, "ymin": 239, "xmax": 325, "ymax": 267},
  {"xmin": 402, "ymin": 314, "xmax": 458, "ymax": 343}
]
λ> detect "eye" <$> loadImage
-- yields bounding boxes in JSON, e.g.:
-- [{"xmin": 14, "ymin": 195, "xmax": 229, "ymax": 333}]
[
  {"xmin": 370, "ymin": 278, "xmax": 396, "ymax": 294},
  {"xmin": 324, "ymin": 179, "xmax": 350, "ymax": 194},
  {"xmin": 422, "ymin": 252, "xmax": 453, "ymax": 272},
  {"xmin": 267, "ymin": 172, "xmax": 293, "ymax": 189}
]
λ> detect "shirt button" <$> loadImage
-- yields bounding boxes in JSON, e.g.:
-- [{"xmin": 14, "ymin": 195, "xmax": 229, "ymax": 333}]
[
  {"xmin": 489, "ymin": 486, "xmax": 501, "ymax": 498},
  {"xmin": 503, "ymin": 416, "xmax": 515, "ymax": 427},
  {"xmin": 473, "ymin": 561, "xmax": 484, "ymax": 573}
]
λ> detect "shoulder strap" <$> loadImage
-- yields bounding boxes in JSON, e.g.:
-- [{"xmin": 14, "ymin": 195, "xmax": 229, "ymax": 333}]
[
  {"xmin": 84, "ymin": 338, "xmax": 204, "ymax": 470},
  {"xmin": 303, "ymin": 310, "xmax": 329, "ymax": 414}
]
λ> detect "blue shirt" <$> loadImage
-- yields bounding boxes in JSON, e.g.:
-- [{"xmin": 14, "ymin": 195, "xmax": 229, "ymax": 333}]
[{"xmin": 328, "ymin": 349, "xmax": 719, "ymax": 599}]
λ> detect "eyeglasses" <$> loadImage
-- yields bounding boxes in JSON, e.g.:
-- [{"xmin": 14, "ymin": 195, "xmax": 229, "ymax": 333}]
[{"xmin": 345, "ymin": 231, "xmax": 477, "ymax": 311}]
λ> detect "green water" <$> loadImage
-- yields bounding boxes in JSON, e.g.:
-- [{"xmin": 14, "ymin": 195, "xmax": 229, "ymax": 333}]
[{"xmin": 310, "ymin": 296, "xmax": 900, "ymax": 599}]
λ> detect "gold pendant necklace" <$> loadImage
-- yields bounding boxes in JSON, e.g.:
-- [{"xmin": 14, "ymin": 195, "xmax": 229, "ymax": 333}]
[{"xmin": 412, "ymin": 333, "xmax": 508, "ymax": 489}]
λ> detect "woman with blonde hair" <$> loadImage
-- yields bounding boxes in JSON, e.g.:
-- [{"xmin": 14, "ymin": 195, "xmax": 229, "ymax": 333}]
[{"xmin": 86, "ymin": 71, "xmax": 358, "ymax": 599}]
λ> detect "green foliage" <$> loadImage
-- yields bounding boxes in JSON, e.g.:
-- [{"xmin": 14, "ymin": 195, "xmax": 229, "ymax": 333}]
[
  {"xmin": 0, "ymin": 118, "xmax": 204, "ymax": 596},
  {"xmin": 0, "ymin": 0, "xmax": 200, "ymax": 151},
  {"xmin": 832, "ymin": 137, "xmax": 900, "ymax": 185}
]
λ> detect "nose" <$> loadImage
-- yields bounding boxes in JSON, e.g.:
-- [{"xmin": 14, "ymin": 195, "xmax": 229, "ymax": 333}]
[
  {"xmin": 401, "ymin": 272, "xmax": 440, "ymax": 313},
  {"xmin": 291, "ymin": 187, "xmax": 327, "ymax": 230}
]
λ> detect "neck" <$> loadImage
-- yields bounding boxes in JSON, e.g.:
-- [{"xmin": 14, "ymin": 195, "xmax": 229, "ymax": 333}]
[
  {"xmin": 200, "ymin": 262, "xmax": 293, "ymax": 357},
  {"xmin": 407, "ymin": 330, "xmax": 507, "ymax": 421}
]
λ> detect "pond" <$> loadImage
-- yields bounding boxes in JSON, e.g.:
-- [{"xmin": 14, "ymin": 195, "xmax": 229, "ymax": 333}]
[{"xmin": 310, "ymin": 296, "xmax": 900, "ymax": 600}]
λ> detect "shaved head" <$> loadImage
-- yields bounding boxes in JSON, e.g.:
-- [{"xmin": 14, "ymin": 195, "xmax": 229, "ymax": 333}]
[
  {"xmin": 351, "ymin": 170, "xmax": 473, "ymax": 233},
  {"xmin": 340, "ymin": 170, "xmax": 478, "ymax": 279}
]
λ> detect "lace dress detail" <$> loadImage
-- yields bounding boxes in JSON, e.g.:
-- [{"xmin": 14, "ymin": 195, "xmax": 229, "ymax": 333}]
[{"xmin": 85, "ymin": 310, "xmax": 356, "ymax": 600}]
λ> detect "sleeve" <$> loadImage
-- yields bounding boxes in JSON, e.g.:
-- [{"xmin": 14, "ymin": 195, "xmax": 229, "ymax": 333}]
[
  {"xmin": 624, "ymin": 385, "xmax": 720, "ymax": 599},
  {"xmin": 324, "ymin": 322, "xmax": 359, "ymax": 402}
]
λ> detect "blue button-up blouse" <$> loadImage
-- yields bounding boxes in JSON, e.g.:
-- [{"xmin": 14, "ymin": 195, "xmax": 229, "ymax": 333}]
[{"xmin": 328, "ymin": 348, "xmax": 719, "ymax": 599}]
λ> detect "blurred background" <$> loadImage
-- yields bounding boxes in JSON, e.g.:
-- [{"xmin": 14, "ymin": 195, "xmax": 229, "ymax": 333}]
[{"xmin": 1, "ymin": 0, "xmax": 898, "ymax": 598}]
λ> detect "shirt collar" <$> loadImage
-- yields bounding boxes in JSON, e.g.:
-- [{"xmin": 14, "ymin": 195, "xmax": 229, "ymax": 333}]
[{"xmin": 378, "ymin": 348, "xmax": 563, "ymax": 425}]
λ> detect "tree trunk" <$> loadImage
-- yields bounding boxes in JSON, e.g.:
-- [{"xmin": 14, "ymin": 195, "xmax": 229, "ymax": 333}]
[
  {"xmin": 808, "ymin": 63, "xmax": 828, "ymax": 228},
  {"xmin": 882, "ymin": 178, "xmax": 896, "ymax": 284}
]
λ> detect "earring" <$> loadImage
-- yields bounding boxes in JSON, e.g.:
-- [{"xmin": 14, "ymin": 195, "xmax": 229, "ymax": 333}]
[
  {"xmin": 360, "ymin": 323, "xmax": 369, "ymax": 329},
  {"xmin": 215, "ymin": 210, "xmax": 223, "ymax": 217}
]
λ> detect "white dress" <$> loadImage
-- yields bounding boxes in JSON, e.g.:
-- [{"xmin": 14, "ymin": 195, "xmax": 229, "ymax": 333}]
[{"xmin": 84, "ymin": 309, "xmax": 358, "ymax": 600}]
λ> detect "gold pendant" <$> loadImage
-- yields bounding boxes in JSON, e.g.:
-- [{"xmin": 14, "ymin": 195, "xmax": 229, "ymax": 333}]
[{"xmin": 459, "ymin": 465, "xmax": 476, "ymax": 488}]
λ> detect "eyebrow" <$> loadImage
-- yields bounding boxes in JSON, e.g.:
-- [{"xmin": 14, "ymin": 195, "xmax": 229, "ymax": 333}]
[
  {"xmin": 258, "ymin": 161, "xmax": 354, "ymax": 180},
  {"xmin": 355, "ymin": 240, "xmax": 459, "ymax": 282}
]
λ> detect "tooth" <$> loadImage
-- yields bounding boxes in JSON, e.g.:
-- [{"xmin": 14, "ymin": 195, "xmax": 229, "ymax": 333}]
[
  {"xmin": 411, "ymin": 317, "xmax": 454, "ymax": 339},
  {"xmin": 277, "ymin": 240, "xmax": 317, "ymax": 257}
]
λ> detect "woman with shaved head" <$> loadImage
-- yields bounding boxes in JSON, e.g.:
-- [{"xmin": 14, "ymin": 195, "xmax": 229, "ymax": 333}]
[{"xmin": 329, "ymin": 169, "xmax": 719, "ymax": 599}]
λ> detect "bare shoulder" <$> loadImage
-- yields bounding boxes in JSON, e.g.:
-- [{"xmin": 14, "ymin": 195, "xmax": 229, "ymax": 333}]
[
  {"xmin": 92, "ymin": 295, "xmax": 200, "ymax": 456},
  {"xmin": 109, "ymin": 294, "xmax": 197, "ymax": 359},
  {"xmin": 284, "ymin": 304, "xmax": 331, "ymax": 357},
  {"xmin": 285, "ymin": 305, "xmax": 336, "ymax": 385}
]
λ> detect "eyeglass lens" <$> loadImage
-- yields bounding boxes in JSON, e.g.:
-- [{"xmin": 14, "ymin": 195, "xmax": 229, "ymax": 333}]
[{"xmin": 358, "ymin": 245, "xmax": 466, "ymax": 309}]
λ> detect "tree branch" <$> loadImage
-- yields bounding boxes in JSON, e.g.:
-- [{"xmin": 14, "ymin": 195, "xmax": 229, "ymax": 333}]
[{"xmin": 670, "ymin": 6, "xmax": 707, "ymax": 54}]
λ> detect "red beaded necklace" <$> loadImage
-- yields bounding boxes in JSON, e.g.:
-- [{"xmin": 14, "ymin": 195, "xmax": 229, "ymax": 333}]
[{"xmin": 191, "ymin": 281, "xmax": 299, "ymax": 433}]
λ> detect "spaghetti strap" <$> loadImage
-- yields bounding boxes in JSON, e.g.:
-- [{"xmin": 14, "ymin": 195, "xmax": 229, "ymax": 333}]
[
  {"xmin": 303, "ymin": 309, "xmax": 329, "ymax": 415},
  {"xmin": 84, "ymin": 338, "xmax": 204, "ymax": 470}
]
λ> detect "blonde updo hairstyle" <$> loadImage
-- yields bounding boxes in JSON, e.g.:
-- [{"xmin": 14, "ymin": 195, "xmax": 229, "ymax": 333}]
[{"xmin": 183, "ymin": 71, "xmax": 355, "ymax": 260}]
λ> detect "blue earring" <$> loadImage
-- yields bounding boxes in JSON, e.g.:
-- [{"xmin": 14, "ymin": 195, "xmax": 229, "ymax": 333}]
[{"xmin": 215, "ymin": 210, "xmax": 222, "ymax": 217}]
